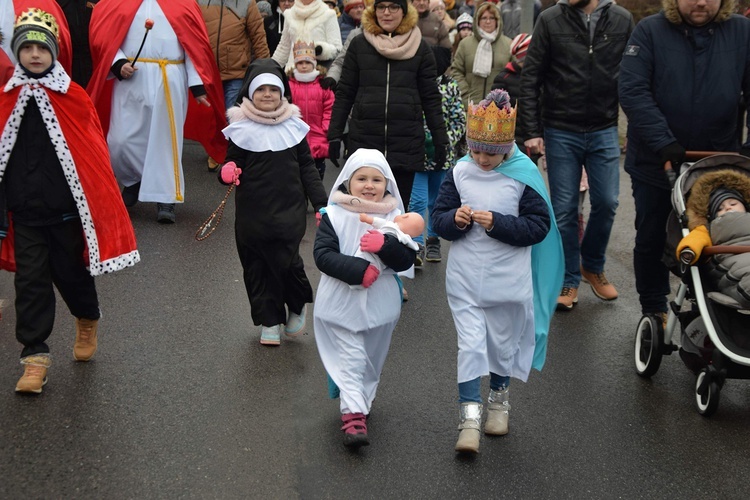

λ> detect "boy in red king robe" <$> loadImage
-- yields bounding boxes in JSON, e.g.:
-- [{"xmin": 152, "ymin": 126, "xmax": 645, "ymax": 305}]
[
  {"xmin": 0, "ymin": 8, "xmax": 140, "ymax": 394},
  {"xmin": 87, "ymin": 0, "xmax": 227, "ymax": 223}
]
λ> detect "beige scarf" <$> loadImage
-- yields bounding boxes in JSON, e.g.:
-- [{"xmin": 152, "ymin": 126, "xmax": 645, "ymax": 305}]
[
  {"xmin": 331, "ymin": 191, "xmax": 398, "ymax": 214},
  {"xmin": 363, "ymin": 27, "xmax": 422, "ymax": 61}
]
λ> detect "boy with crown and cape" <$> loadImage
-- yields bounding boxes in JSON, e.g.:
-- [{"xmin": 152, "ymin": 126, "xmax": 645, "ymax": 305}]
[
  {"xmin": 87, "ymin": 0, "xmax": 227, "ymax": 223},
  {"xmin": 432, "ymin": 89, "xmax": 563, "ymax": 454},
  {"xmin": 0, "ymin": 8, "xmax": 139, "ymax": 394}
]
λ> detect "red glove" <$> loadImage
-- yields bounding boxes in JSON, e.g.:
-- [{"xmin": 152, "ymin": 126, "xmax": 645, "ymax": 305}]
[
  {"xmin": 220, "ymin": 161, "xmax": 242, "ymax": 185},
  {"xmin": 360, "ymin": 229, "xmax": 385, "ymax": 253},
  {"xmin": 362, "ymin": 265, "xmax": 380, "ymax": 288},
  {"xmin": 315, "ymin": 211, "xmax": 322, "ymax": 227}
]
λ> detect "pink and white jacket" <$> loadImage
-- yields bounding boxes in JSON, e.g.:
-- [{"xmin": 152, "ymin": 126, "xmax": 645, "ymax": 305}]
[{"xmin": 289, "ymin": 75, "xmax": 334, "ymax": 160}]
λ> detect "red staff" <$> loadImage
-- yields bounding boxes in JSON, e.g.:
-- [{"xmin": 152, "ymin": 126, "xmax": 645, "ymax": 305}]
[{"xmin": 131, "ymin": 19, "xmax": 154, "ymax": 68}]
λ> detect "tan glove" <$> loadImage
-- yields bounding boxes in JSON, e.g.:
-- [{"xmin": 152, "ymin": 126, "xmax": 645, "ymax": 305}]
[{"xmin": 676, "ymin": 225, "xmax": 712, "ymax": 265}]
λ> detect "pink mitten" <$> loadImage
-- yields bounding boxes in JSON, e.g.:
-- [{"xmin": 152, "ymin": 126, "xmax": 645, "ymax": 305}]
[
  {"xmin": 360, "ymin": 229, "xmax": 385, "ymax": 253},
  {"xmin": 362, "ymin": 265, "xmax": 380, "ymax": 288},
  {"xmin": 220, "ymin": 161, "xmax": 242, "ymax": 185}
]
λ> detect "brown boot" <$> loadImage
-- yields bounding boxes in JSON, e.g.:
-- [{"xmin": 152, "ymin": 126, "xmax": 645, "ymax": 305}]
[
  {"xmin": 74, "ymin": 318, "xmax": 99, "ymax": 361},
  {"xmin": 15, "ymin": 354, "xmax": 51, "ymax": 394}
]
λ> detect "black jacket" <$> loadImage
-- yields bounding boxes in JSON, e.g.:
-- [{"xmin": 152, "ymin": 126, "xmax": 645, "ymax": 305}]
[
  {"xmin": 518, "ymin": 0, "xmax": 633, "ymax": 138},
  {"xmin": 2, "ymin": 98, "xmax": 77, "ymax": 227},
  {"xmin": 619, "ymin": 10, "xmax": 750, "ymax": 188},
  {"xmin": 328, "ymin": 6, "xmax": 448, "ymax": 173}
]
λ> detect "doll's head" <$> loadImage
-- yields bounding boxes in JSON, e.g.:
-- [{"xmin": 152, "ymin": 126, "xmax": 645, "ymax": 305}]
[
  {"xmin": 393, "ymin": 212, "xmax": 425, "ymax": 237},
  {"xmin": 248, "ymin": 72, "xmax": 284, "ymax": 111},
  {"xmin": 12, "ymin": 8, "xmax": 60, "ymax": 75},
  {"xmin": 709, "ymin": 187, "xmax": 748, "ymax": 220}
]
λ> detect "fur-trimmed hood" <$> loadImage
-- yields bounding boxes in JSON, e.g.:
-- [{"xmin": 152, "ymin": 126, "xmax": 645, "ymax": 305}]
[
  {"xmin": 686, "ymin": 169, "xmax": 750, "ymax": 229},
  {"xmin": 361, "ymin": 3, "xmax": 419, "ymax": 35},
  {"xmin": 662, "ymin": 0, "xmax": 736, "ymax": 25}
]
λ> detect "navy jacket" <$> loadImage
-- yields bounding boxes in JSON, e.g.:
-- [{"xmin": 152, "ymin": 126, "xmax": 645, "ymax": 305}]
[{"xmin": 619, "ymin": 13, "xmax": 750, "ymax": 189}]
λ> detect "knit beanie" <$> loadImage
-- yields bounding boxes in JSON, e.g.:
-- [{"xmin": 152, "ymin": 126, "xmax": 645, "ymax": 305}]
[
  {"xmin": 456, "ymin": 12, "xmax": 473, "ymax": 30},
  {"xmin": 257, "ymin": 1, "xmax": 273, "ymax": 17},
  {"xmin": 510, "ymin": 33, "xmax": 531, "ymax": 61},
  {"xmin": 373, "ymin": 0, "xmax": 408, "ymax": 13},
  {"xmin": 343, "ymin": 0, "xmax": 365, "ymax": 12},
  {"xmin": 11, "ymin": 8, "xmax": 59, "ymax": 62},
  {"xmin": 709, "ymin": 187, "xmax": 747, "ymax": 220}
]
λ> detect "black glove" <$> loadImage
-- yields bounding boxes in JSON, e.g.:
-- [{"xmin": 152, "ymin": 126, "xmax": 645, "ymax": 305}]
[
  {"xmin": 658, "ymin": 142, "xmax": 686, "ymax": 168},
  {"xmin": 433, "ymin": 143, "xmax": 448, "ymax": 170},
  {"xmin": 740, "ymin": 147, "xmax": 750, "ymax": 158},
  {"xmin": 315, "ymin": 45, "xmax": 323, "ymax": 56},
  {"xmin": 320, "ymin": 77, "xmax": 337, "ymax": 91},
  {"xmin": 329, "ymin": 140, "xmax": 341, "ymax": 160}
]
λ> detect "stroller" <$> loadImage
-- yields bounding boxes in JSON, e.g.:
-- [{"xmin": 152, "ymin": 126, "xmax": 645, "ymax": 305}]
[{"xmin": 633, "ymin": 153, "xmax": 750, "ymax": 416}]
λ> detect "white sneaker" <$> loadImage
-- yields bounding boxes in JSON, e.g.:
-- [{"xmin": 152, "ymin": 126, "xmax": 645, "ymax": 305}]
[
  {"xmin": 284, "ymin": 305, "xmax": 306, "ymax": 336},
  {"xmin": 260, "ymin": 325, "xmax": 282, "ymax": 346}
]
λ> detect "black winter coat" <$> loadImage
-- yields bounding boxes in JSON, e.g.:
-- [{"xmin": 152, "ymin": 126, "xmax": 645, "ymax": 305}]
[
  {"xmin": 328, "ymin": 6, "xmax": 449, "ymax": 173},
  {"xmin": 518, "ymin": 0, "xmax": 633, "ymax": 139}
]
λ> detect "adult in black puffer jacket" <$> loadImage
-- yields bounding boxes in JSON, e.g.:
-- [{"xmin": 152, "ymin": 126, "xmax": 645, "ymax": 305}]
[{"xmin": 328, "ymin": 0, "xmax": 449, "ymax": 208}]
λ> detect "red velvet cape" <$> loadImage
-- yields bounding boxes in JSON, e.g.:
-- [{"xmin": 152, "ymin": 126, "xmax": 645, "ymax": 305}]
[
  {"xmin": 0, "ymin": 75, "xmax": 139, "ymax": 275},
  {"xmin": 87, "ymin": 0, "xmax": 227, "ymax": 162}
]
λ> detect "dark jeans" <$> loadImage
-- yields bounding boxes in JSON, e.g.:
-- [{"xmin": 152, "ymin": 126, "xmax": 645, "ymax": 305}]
[
  {"xmin": 393, "ymin": 169, "xmax": 415, "ymax": 211},
  {"xmin": 631, "ymin": 176, "xmax": 672, "ymax": 314},
  {"xmin": 14, "ymin": 220, "xmax": 100, "ymax": 358}
]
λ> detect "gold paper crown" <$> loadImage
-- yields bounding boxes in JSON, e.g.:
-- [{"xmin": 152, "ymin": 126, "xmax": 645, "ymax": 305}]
[
  {"xmin": 14, "ymin": 8, "xmax": 60, "ymax": 41},
  {"xmin": 293, "ymin": 40, "xmax": 316, "ymax": 63},
  {"xmin": 466, "ymin": 100, "xmax": 516, "ymax": 154}
]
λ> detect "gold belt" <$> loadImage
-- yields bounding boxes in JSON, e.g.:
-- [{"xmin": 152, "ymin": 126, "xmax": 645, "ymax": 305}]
[{"xmin": 128, "ymin": 58, "xmax": 186, "ymax": 201}]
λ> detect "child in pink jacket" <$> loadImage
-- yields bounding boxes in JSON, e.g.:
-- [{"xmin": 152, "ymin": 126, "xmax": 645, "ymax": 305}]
[{"xmin": 288, "ymin": 40, "xmax": 335, "ymax": 179}]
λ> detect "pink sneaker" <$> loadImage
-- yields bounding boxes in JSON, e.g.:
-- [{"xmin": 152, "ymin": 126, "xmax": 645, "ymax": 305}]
[{"xmin": 341, "ymin": 413, "xmax": 369, "ymax": 448}]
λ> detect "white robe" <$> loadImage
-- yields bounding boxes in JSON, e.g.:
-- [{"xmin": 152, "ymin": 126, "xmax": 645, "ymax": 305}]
[
  {"xmin": 108, "ymin": 0, "xmax": 202, "ymax": 204},
  {"xmin": 314, "ymin": 149, "xmax": 406, "ymax": 415},
  {"xmin": 447, "ymin": 159, "xmax": 536, "ymax": 383},
  {"xmin": 0, "ymin": 1, "xmax": 14, "ymax": 65}
]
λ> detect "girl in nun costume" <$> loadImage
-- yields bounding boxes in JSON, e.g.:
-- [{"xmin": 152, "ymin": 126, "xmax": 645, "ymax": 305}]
[
  {"xmin": 313, "ymin": 148, "xmax": 416, "ymax": 449},
  {"xmin": 432, "ymin": 89, "xmax": 563, "ymax": 454},
  {"xmin": 220, "ymin": 58, "xmax": 327, "ymax": 346}
]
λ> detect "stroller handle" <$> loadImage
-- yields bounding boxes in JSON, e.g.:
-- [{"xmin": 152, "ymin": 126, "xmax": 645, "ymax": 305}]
[
  {"xmin": 679, "ymin": 245, "xmax": 750, "ymax": 265},
  {"xmin": 664, "ymin": 151, "xmax": 739, "ymax": 187}
]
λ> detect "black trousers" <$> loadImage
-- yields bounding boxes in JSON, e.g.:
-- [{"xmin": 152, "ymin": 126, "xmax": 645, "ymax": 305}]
[
  {"xmin": 393, "ymin": 169, "xmax": 416, "ymax": 211},
  {"xmin": 236, "ymin": 235, "xmax": 313, "ymax": 327},
  {"xmin": 14, "ymin": 220, "xmax": 100, "ymax": 358}
]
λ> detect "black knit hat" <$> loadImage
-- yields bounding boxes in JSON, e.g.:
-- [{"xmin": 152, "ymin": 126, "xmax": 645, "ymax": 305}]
[
  {"xmin": 12, "ymin": 9, "xmax": 60, "ymax": 63},
  {"xmin": 709, "ymin": 186, "xmax": 747, "ymax": 220},
  {"xmin": 374, "ymin": 0, "xmax": 408, "ymax": 13}
]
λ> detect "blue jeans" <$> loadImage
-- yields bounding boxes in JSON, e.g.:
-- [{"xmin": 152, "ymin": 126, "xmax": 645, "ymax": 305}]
[
  {"xmin": 458, "ymin": 374, "xmax": 510, "ymax": 403},
  {"xmin": 223, "ymin": 79, "xmax": 243, "ymax": 110},
  {"xmin": 631, "ymin": 176, "xmax": 672, "ymax": 314},
  {"xmin": 409, "ymin": 170, "xmax": 447, "ymax": 245},
  {"xmin": 544, "ymin": 126, "xmax": 620, "ymax": 288}
]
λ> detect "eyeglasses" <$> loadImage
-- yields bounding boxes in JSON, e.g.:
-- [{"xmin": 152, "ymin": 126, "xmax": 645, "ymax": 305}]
[
  {"xmin": 479, "ymin": 15, "xmax": 496, "ymax": 23},
  {"xmin": 375, "ymin": 4, "xmax": 402, "ymax": 13}
]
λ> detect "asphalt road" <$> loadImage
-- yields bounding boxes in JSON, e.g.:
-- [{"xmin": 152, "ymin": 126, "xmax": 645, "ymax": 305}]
[{"xmin": 1, "ymin": 142, "xmax": 749, "ymax": 499}]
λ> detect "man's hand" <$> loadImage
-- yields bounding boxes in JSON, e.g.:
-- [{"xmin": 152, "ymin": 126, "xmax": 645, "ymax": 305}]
[
  {"xmin": 195, "ymin": 95, "xmax": 211, "ymax": 107},
  {"xmin": 524, "ymin": 137, "xmax": 544, "ymax": 156}
]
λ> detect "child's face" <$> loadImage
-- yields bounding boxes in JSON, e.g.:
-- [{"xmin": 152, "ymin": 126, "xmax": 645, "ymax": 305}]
[
  {"xmin": 716, "ymin": 197, "xmax": 747, "ymax": 218},
  {"xmin": 252, "ymin": 84, "xmax": 282, "ymax": 112},
  {"xmin": 349, "ymin": 167, "xmax": 387, "ymax": 202},
  {"xmin": 18, "ymin": 43, "xmax": 53, "ymax": 74},
  {"xmin": 459, "ymin": 27, "xmax": 472, "ymax": 39},
  {"xmin": 470, "ymin": 150, "xmax": 504, "ymax": 171},
  {"xmin": 296, "ymin": 60, "xmax": 315, "ymax": 74}
]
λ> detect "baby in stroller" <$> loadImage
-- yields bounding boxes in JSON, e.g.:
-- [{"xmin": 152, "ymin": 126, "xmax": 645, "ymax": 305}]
[{"xmin": 677, "ymin": 169, "xmax": 750, "ymax": 310}]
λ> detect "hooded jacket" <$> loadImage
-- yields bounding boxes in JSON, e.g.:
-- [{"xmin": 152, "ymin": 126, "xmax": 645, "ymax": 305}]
[
  {"xmin": 328, "ymin": 4, "xmax": 448, "ymax": 173},
  {"xmin": 518, "ymin": 0, "xmax": 633, "ymax": 139},
  {"xmin": 197, "ymin": 0, "xmax": 270, "ymax": 81},
  {"xmin": 619, "ymin": 0, "xmax": 750, "ymax": 189},
  {"xmin": 451, "ymin": 2, "xmax": 511, "ymax": 110}
]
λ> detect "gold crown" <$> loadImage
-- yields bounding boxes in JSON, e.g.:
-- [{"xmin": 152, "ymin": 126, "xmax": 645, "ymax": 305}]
[
  {"xmin": 14, "ymin": 8, "xmax": 60, "ymax": 41},
  {"xmin": 466, "ymin": 100, "xmax": 516, "ymax": 151},
  {"xmin": 293, "ymin": 40, "xmax": 316, "ymax": 62}
]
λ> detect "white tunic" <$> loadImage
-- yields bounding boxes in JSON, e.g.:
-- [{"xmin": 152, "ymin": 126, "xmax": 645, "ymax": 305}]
[
  {"xmin": 0, "ymin": 1, "xmax": 14, "ymax": 65},
  {"xmin": 108, "ymin": 0, "xmax": 202, "ymax": 203},
  {"xmin": 447, "ymin": 159, "xmax": 536, "ymax": 383}
]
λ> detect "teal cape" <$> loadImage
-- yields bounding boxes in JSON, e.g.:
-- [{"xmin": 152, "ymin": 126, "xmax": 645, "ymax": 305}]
[{"xmin": 491, "ymin": 146, "xmax": 564, "ymax": 371}]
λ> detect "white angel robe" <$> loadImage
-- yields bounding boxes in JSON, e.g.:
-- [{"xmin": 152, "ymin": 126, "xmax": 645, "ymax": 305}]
[
  {"xmin": 108, "ymin": 0, "xmax": 203, "ymax": 204},
  {"xmin": 0, "ymin": 1, "xmax": 14, "ymax": 64},
  {"xmin": 447, "ymin": 160, "xmax": 537, "ymax": 384}
]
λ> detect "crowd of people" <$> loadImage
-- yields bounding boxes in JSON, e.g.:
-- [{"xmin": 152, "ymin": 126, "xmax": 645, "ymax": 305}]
[{"xmin": 1, "ymin": 0, "xmax": 750, "ymax": 456}]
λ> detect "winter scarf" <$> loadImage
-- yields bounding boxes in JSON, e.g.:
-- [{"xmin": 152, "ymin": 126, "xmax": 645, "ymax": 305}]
[
  {"xmin": 363, "ymin": 26, "xmax": 421, "ymax": 60},
  {"xmin": 472, "ymin": 27, "xmax": 498, "ymax": 78},
  {"xmin": 289, "ymin": 0, "xmax": 331, "ymax": 23},
  {"xmin": 330, "ymin": 190, "xmax": 399, "ymax": 214}
]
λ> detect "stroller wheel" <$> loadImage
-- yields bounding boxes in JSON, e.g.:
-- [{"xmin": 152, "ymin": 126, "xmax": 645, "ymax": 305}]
[
  {"xmin": 695, "ymin": 369, "xmax": 721, "ymax": 417},
  {"xmin": 634, "ymin": 315, "xmax": 663, "ymax": 378}
]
